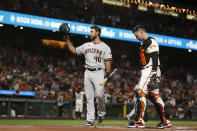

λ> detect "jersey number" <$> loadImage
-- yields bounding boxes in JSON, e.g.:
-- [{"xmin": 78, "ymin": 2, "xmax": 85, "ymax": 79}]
[{"xmin": 94, "ymin": 56, "xmax": 101, "ymax": 62}]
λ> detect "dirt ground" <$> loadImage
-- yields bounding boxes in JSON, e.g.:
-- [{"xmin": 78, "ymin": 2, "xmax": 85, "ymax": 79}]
[{"xmin": 0, "ymin": 125, "xmax": 197, "ymax": 131}]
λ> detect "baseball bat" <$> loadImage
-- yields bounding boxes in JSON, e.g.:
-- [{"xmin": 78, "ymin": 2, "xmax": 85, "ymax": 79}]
[{"xmin": 99, "ymin": 68, "xmax": 118, "ymax": 86}]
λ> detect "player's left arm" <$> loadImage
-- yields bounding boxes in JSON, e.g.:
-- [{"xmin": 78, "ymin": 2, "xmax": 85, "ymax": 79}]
[
  {"xmin": 104, "ymin": 45, "xmax": 112, "ymax": 78},
  {"xmin": 148, "ymin": 39, "xmax": 159, "ymax": 74},
  {"xmin": 151, "ymin": 52, "xmax": 159, "ymax": 72},
  {"xmin": 105, "ymin": 61, "xmax": 111, "ymax": 73}
]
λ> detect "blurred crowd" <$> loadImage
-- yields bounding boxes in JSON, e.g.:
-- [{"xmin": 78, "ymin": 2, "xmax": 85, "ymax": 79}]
[
  {"xmin": 0, "ymin": 46, "xmax": 84, "ymax": 100},
  {"xmin": 0, "ymin": 45, "xmax": 196, "ymax": 110},
  {"xmin": 0, "ymin": 0, "xmax": 197, "ymax": 39},
  {"xmin": 0, "ymin": 0, "xmax": 196, "ymax": 119}
]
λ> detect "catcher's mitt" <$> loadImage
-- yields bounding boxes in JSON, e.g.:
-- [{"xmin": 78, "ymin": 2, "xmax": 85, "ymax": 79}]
[
  {"xmin": 59, "ymin": 23, "xmax": 70, "ymax": 34},
  {"xmin": 148, "ymin": 75, "xmax": 161, "ymax": 90}
]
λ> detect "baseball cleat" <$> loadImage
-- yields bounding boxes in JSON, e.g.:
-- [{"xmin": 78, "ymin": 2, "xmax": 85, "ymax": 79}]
[
  {"xmin": 156, "ymin": 123, "xmax": 167, "ymax": 129},
  {"xmin": 97, "ymin": 116, "xmax": 104, "ymax": 124},
  {"xmin": 156, "ymin": 120, "xmax": 172, "ymax": 128},
  {"xmin": 166, "ymin": 120, "xmax": 172, "ymax": 127},
  {"xmin": 128, "ymin": 121, "xmax": 145, "ymax": 128},
  {"xmin": 86, "ymin": 121, "xmax": 94, "ymax": 126}
]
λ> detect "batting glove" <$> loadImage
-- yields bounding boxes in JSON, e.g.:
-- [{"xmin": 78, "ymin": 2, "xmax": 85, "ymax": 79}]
[{"xmin": 104, "ymin": 72, "xmax": 111, "ymax": 80}]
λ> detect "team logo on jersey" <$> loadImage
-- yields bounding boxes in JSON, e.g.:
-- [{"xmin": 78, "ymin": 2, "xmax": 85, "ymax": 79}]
[{"xmin": 85, "ymin": 48, "xmax": 102, "ymax": 56}]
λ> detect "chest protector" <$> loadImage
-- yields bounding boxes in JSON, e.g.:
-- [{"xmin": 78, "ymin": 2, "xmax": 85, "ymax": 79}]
[{"xmin": 139, "ymin": 37, "xmax": 153, "ymax": 67}]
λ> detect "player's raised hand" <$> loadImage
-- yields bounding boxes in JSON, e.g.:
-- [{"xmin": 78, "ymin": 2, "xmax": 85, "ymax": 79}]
[{"xmin": 63, "ymin": 35, "xmax": 70, "ymax": 42}]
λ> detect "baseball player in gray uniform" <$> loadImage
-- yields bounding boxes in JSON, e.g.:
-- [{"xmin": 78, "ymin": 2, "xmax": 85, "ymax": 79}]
[{"xmin": 64, "ymin": 26, "xmax": 112, "ymax": 126}]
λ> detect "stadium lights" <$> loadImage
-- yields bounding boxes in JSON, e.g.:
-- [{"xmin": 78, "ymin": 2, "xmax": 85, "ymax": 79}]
[
  {"xmin": 138, "ymin": 5, "xmax": 148, "ymax": 11},
  {"xmin": 20, "ymin": 27, "xmax": 23, "ymax": 29},
  {"xmin": 121, "ymin": 0, "xmax": 197, "ymax": 17},
  {"xmin": 148, "ymin": 2, "xmax": 152, "ymax": 6},
  {"xmin": 0, "ymin": 24, "xmax": 3, "ymax": 27},
  {"xmin": 188, "ymin": 49, "xmax": 192, "ymax": 53}
]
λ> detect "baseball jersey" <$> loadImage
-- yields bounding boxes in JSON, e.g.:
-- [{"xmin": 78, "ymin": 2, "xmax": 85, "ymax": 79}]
[
  {"xmin": 76, "ymin": 41, "xmax": 112, "ymax": 69},
  {"xmin": 75, "ymin": 91, "xmax": 85, "ymax": 103},
  {"xmin": 139, "ymin": 37, "xmax": 160, "ymax": 68}
]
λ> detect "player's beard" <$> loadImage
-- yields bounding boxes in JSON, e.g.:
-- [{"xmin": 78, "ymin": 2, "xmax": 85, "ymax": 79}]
[{"xmin": 90, "ymin": 36, "xmax": 97, "ymax": 41}]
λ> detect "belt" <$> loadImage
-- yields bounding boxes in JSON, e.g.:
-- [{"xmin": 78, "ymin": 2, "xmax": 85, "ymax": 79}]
[{"xmin": 86, "ymin": 68, "xmax": 102, "ymax": 71}]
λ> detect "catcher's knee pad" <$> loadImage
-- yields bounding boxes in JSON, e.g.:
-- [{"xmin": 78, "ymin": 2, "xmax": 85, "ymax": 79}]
[
  {"xmin": 148, "ymin": 92, "xmax": 164, "ymax": 106},
  {"xmin": 155, "ymin": 97, "xmax": 164, "ymax": 107},
  {"xmin": 135, "ymin": 89, "xmax": 146, "ymax": 99},
  {"xmin": 148, "ymin": 92, "xmax": 165, "ymax": 108},
  {"xmin": 135, "ymin": 90, "xmax": 146, "ymax": 123}
]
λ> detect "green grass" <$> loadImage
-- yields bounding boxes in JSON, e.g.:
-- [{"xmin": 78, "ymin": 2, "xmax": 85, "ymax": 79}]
[{"xmin": 0, "ymin": 120, "xmax": 196, "ymax": 126}]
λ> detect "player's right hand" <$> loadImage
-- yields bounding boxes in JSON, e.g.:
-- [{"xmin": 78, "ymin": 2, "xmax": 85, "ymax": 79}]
[
  {"xmin": 104, "ymin": 72, "xmax": 110, "ymax": 80},
  {"xmin": 63, "ymin": 35, "xmax": 70, "ymax": 42}
]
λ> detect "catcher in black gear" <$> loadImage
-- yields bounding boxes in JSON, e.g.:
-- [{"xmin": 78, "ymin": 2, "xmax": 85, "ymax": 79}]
[{"xmin": 127, "ymin": 25, "xmax": 171, "ymax": 129}]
